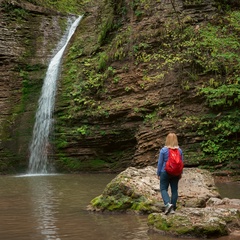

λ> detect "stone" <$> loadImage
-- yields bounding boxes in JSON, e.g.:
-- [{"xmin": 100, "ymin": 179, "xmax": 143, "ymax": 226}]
[
  {"xmin": 148, "ymin": 207, "xmax": 240, "ymax": 238},
  {"xmin": 88, "ymin": 166, "xmax": 220, "ymax": 213},
  {"xmin": 88, "ymin": 166, "xmax": 240, "ymax": 238}
]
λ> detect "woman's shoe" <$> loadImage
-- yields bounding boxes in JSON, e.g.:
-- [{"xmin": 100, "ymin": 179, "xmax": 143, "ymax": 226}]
[
  {"xmin": 170, "ymin": 209, "xmax": 175, "ymax": 214},
  {"xmin": 164, "ymin": 203, "xmax": 173, "ymax": 215}
]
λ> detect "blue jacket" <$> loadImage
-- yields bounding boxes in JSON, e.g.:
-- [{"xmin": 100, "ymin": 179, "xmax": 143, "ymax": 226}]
[{"xmin": 157, "ymin": 147, "xmax": 183, "ymax": 176}]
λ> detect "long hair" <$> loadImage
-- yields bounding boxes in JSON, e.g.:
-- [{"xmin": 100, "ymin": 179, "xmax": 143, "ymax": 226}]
[{"xmin": 165, "ymin": 133, "xmax": 179, "ymax": 149}]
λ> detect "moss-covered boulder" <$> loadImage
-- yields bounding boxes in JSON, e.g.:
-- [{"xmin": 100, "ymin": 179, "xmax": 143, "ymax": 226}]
[
  {"xmin": 87, "ymin": 166, "xmax": 220, "ymax": 213},
  {"xmin": 148, "ymin": 207, "xmax": 240, "ymax": 238},
  {"xmin": 88, "ymin": 166, "xmax": 160, "ymax": 213}
]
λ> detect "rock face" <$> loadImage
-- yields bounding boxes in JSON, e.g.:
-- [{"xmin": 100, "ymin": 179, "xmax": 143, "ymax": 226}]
[
  {"xmin": 53, "ymin": 0, "xmax": 240, "ymax": 173},
  {"xmin": 88, "ymin": 167, "xmax": 240, "ymax": 238},
  {"xmin": 0, "ymin": 0, "xmax": 68, "ymax": 172},
  {"xmin": 1, "ymin": 0, "xmax": 240, "ymax": 175}
]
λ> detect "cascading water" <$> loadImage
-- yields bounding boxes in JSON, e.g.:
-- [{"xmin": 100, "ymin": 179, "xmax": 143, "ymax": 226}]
[{"xmin": 28, "ymin": 16, "xmax": 82, "ymax": 174}]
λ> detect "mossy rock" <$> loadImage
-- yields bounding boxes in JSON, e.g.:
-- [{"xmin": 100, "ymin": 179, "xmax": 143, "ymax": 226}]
[
  {"xmin": 88, "ymin": 175, "xmax": 160, "ymax": 213},
  {"xmin": 87, "ymin": 167, "xmax": 221, "ymax": 213},
  {"xmin": 148, "ymin": 207, "xmax": 240, "ymax": 238}
]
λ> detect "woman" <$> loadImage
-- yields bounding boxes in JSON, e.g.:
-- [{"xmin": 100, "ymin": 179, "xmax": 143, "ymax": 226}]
[{"xmin": 157, "ymin": 133, "xmax": 184, "ymax": 215}]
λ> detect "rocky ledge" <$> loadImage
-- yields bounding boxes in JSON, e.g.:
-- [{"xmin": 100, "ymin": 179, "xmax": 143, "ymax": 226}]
[{"xmin": 87, "ymin": 166, "xmax": 240, "ymax": 238}]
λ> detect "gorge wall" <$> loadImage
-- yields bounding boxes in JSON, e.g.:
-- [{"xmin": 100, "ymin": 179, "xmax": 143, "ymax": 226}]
[
  {"xmin": 0, "ymin": 0, "xmax": 239, "ymax": 175},
  {"xmin": 54, "ymin": 0, "xmax": 236, "ymax": 173}
]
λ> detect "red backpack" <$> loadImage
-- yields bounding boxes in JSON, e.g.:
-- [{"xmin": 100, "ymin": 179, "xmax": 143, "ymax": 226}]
[{"xmin": 165, "ymin": 148, "xmax": 183, "ymax": 176}]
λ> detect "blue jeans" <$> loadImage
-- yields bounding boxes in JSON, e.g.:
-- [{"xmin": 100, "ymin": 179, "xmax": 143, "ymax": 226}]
[{"xmin": 160, "ymin": 171, "xmax": 180, "ymax": 209}]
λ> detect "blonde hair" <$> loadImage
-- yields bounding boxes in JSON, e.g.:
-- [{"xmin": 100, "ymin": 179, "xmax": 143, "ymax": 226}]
[{"xmin": 165, "ymin": 133, "xmax": 179, "ymax": 149}]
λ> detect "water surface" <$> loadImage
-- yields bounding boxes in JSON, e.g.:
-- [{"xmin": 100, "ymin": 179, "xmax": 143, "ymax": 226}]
[
  {"xmin": 215, "ymin": 181, "xmax": 240, "ymax": 199},
  {"xmin": 0, "ymin": 174, "xmax": 239, "ymax": 240}
]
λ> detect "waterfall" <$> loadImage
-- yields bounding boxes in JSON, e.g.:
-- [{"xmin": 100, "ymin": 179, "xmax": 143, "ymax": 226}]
[{"xmin": 28, "ymin": 16, "xmax": 82, "ymax": 174}]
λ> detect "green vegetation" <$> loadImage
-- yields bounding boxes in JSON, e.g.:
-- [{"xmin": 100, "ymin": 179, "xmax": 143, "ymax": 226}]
[
  {"xmin": 3, "ymin": 0, "xmax": 86, "ymax": 17},
  {"xmin": 91, "ymin": 193, "xmax": 153, "ymax": 213},
  {"xmin": 2, "ymin": 3, "xmax": 29, "ymax": 21},
  {"xmin": 6, "ymin": 63, "xmax": 45, "ymax": 138},
  {"xmin": 19, "ymin": 64, "xmax": 46, "ymax": 101},
  {"xmin": 2, "ymin": 0, "xmax": 239, "ymax": 172},
  {"xmin": 128, "ymin": 9, "xmax": 240, "ymax": 168},
  {"xmin": 56, "ymin": 154, "xmax": 108, "ymax": 172},
  {"xmin": 177, "ymin": 11, "xmax": 240, "ymax": 166},
  {"xmin": 90, "ymin": 176, "xmax": 155, "ymax": 213},
  {"xmin": 54, "ymin": 0, "xmax": 240, "ymax": 172},
  {"xmin": 197, "ymin": 111, "xmax": 240, "ymax": 164},
  {"xmin": 148, "ymin": 211, "xmax": 231, "ymax": 238},
  {"xmin": 26, "ymin": 0, "xmax": 89, "ymax": 14}
]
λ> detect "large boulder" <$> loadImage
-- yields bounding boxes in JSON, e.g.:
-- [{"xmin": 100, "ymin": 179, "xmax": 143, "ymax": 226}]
[
  {"xmin": 88, "ymin": 166, "xmax": 240, "ymax": 238},
  {"xmin": 88, "ymin": 166, "xmax": 220, "ymax": 213},
  {"xmin": 148, "ymin": 207, "xmax": 240, "ymax": 238}
]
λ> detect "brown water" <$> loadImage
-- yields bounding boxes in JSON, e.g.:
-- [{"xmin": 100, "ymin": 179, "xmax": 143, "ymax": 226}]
[
  {"xmin": 0, "ymin": 174, "xmax": 239, "ymax": 240},
  {"xmin": 215, "ymin": 181, "xmax": 240, "ymax": 199}
]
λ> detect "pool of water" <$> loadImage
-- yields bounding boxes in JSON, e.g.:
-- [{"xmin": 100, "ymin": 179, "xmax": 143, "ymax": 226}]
[
  {"xmin": 0, "ymin": 173, "xmax": 239, "ymax": 240},
  {"xmin": 215, "ymin": 181, "xmax": 240, "ymax": 199}
]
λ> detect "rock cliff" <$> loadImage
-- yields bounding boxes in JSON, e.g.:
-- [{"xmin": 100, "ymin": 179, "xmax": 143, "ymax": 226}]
[
  {"xmin": 0, "ymin": 0, "xmax": 240, "ymax": 174},
  {"xmin": 54, "ymin": 0, "xmax": 239, "ymax": 173}
]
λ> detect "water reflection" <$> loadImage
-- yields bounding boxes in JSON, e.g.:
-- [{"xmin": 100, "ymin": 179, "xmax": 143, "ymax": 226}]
[{"xmin": 27, "ymin": 176, "xmax": 60, "ymax": 240}]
